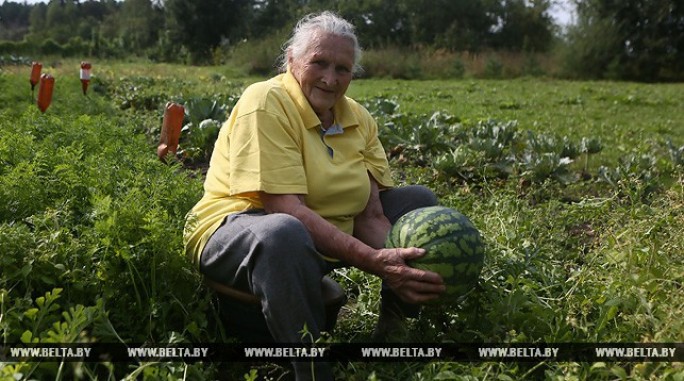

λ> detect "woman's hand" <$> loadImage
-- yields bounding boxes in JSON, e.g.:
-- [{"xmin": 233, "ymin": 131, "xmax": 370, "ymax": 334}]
[{"xmin": 376, "ymin": 247, "xmax": 446, "ymax": 304}]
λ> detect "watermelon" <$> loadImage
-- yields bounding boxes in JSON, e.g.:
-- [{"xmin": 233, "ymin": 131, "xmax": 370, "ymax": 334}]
[{"xmin": 385, "ymin": 205, "xmax": 485, "ymax": 304}]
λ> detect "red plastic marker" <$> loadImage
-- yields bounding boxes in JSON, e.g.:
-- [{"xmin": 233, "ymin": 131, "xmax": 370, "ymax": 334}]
[
  {"xmin": 30, "ymin": 62, "xmax": 42, "ymax": 91},
  {"xmin": 157, "ymin": 102, "xmax": 185, "ymax": 161},
  {"xmin": 80, "ymin": 61, "xmax": 92, "ymax": 95},
  {"xmin": 37, "ymin": 73, "xmax": 55, "ymax": 113}
]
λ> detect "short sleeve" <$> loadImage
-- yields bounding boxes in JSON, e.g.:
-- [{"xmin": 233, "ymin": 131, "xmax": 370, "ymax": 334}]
[
  {"xmin": 362, "ymin": 117, "xmax": 393, "ymax": 188},
  {"xmin": 229, "ymin": 109, "xmax": 308, "ymax": 195}
]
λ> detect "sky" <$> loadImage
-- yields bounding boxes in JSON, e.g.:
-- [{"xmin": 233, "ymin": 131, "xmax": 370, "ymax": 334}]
[
  {"xmin": 2, "ymin": 0, "xmax": 578, "ymax": 26},
  {"xmin": 549, "ymin": 0, "xmax": 577, "ymax": 26}
]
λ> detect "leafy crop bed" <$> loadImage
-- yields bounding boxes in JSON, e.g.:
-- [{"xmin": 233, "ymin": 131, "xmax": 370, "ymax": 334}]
[{"xmin": 1, "ymin": 61, "xmax": 683, "ymax": 380}]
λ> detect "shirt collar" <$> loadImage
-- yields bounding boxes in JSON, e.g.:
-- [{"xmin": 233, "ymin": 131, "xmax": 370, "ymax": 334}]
[{"xmin": 281, "ymin": 69, "xmax": 359, "ymax": 131}]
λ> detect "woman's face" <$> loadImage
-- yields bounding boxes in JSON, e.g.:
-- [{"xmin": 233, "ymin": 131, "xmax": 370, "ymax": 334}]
[{"xmin": 289, "ymin": 33, "xmax": 355, "ymax": 117}]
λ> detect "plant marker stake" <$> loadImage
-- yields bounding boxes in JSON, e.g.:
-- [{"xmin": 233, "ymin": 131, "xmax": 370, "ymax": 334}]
[
  {"xmin": 37, "ymin": 73, "xmax": 55, "ymax": 113},
  {"xmin": 80, "ymin": 61, "xmax": 92, "ymax": 95},
  {"xmin": 157, "ymin": 102, "xmax": 185, "ymax": 161},
  {"xmin": 30, "ymin": 62, "xmax": 42, "ymax": 90},
  {"xmin": 30, "ymin": 62, "xmax": 42, "ymax": 99}
]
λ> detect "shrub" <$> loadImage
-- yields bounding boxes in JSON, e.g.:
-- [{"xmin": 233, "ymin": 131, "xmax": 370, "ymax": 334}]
[
  {"xmin": 0, "ymin": 107, "xmax": 213, "ymax": 379},
  {"xmin": 484, "ymin": 56, "xmax": 503, "ymax": 78},
  {"xmin": 62, "ymin": 36, "xmax": 90, "ymax": 57},
  {"xmin": 360, "ymin": 46, "xmax": 422, "ymax": 79},
  {"xmin": 451, "ymin": 58, "xmax": 466, "ymax": 78},
  {"xmin": 39, "ymin": 39, "xmax": 63, "ymax": 56},
  {"xmin": 0, "ymin": 40, "xmax": 34, "ymax": 56},
  {"xmin": 227, "ymin": 32, "xmax": 287, "ymax": 76},
  {"xmin": 0, "ymin": 41, "xmax": 17, "ymax": 56}
]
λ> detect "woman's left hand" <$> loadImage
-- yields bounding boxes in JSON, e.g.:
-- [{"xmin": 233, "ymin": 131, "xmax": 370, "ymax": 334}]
[{"xmin": 376, "ymin": 247, "xmax": 446, "ymax": 304}]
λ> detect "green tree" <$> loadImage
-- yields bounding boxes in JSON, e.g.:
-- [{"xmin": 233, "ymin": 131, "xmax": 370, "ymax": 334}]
[
  {"xmin": 165, "ymin": 0, "xmax": 251, "ymax": 63},
  {"xmin": 566, "ymin": 0, "xmax": 684, "ymax": 81},
  {"xmin": 397, "ymin": 0, "xmax": 500, "ymax": 51},
  {"xmin": 493, "ymin": 0, "xmax": 555, "ymax": 52},
  {"xmin": 21, "ymin": 0, "xmax": 118, "ymax": 57},
  {"xmin": 248, "ymin": 0, "xmax": 302, "ymax": 39},
  {"xmin": 119, "ymin": 0, "xmax": 163, "ymax": 52},
  {"xmin": 333, "ymin": 0, "xmax": 411, "ymax": 48},
  {"xmin": 44, "ymin": 0, "xmax": 80, "ymax": 44},
  {"xmin": 0, "ymin": 1, "xmax": 32, "ymax": 41},
  {"xmin": 78, "ymin": 0, "xmax": 117, "ymax": 42},
  {"xmin": 27, "ymin": 3, "xmax": 47, "ymax": 37}
]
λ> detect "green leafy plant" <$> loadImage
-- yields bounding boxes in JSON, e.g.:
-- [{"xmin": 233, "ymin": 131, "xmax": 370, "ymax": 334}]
[
  {"xmin": 2, "ymin": 64, "xmax": 683, "ymax": 381},
  {"xmin": 178, "ymin": 97, "xmax": 231, "ymax": 164}
]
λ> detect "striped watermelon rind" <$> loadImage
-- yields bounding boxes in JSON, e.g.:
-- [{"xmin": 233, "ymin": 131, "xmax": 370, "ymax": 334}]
[{"xmin": 385, "ymin": 205, "xmax": 485, "ymax": 303}]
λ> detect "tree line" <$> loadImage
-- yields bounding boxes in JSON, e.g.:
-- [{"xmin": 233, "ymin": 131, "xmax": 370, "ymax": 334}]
[{"xmin": 0, "ymin": 0, "xmax": 682, "ymax": 81}]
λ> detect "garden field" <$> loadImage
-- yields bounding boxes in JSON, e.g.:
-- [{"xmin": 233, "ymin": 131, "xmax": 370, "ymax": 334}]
[{"xmin": 1, "ymin": 60, "xmax": 683, "ymax": 380}]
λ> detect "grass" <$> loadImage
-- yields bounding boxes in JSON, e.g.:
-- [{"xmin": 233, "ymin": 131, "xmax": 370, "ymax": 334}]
[
  {"xmin": 347, "ymin": 78, "xmax": 684, "ymax": 163},
  {"xmin": 1, "ymin": 60, "xmax": 683, "ymax": 380}
]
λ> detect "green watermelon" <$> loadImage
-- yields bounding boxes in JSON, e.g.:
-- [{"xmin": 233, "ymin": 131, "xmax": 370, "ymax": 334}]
[{"xmin": 385, "ymin": 205, "xmax": 485, "ymax": 304}]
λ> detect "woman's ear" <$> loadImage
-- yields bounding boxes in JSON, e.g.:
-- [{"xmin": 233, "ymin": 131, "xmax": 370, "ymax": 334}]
[
  {"xmin": 287, "ymin": 50, "xmax": 300, "ymax": 78},
  {"xmin": 286, "ymin": 49, "xmax": 294, "ymax": 70}
]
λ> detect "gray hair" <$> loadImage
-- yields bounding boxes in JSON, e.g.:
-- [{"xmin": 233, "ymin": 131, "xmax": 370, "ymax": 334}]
[{"xmin": 279, "ymin": 11, "xmax": 362, "ymax": 75}]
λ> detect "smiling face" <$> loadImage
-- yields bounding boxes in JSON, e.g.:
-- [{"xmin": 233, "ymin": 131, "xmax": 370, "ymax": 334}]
[{"xmin": 289, "ymin": 32, "xmax": 355, "ymax": 119}]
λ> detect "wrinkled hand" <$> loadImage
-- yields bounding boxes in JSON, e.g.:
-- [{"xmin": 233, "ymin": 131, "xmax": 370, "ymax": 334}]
[{"xmin": 377, "ymin": 247, "xmax": 446, "ymax": 304}]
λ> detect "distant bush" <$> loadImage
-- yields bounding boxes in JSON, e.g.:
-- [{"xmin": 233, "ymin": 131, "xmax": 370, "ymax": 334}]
[
  {"xmin": 361, "ymin": 47, "xmax": 423, "ymax": 79},
  {"xmin": 451, "ymin": 58, "xmax": 466, "ymax": 78},
  {"xmin": 62, "ymin": 36, "xmax": 90, "ymax": 57},
  {"xmin": 0, "ymin": 41, "xmax": 17, "ymax": 55},
  {"xmin": 522, "ymin": 54, "xmax": 546, "ymax": 77},
  {"xmin": 0, "ymin": 40, "xmax": 33, "ymax": 56},
  {"xmin": 219, "ymin": 36, "xmax": 559, "ymax": 80},
  {"xmin": 483, "ymin": 56, "xmax": 503, "ymax": 78},
  {"xmin": 39, "ymin": 39, "xmax": 63, "ymax": 56},
  {"xmin": 225, "ymin": 32, "xmax": 287, "ymax": 76},
  {"xmin": 361, "ymin": 48, "xmax": 555, "ymax": 80}
]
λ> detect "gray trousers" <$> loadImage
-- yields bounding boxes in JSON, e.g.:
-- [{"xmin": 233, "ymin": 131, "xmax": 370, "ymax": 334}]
[{"xmin": 200, "ymin": 185, "xmax": 437, "ymax": 379}]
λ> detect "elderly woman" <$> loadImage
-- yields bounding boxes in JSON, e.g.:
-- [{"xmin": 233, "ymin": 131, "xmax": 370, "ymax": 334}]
[{"xmin": 184, "ymin": 11, "xmax": 445, "ymax": 380}]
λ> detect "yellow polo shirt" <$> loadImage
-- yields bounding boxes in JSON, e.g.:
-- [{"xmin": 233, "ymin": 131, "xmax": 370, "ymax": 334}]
[{"xmin": 183, "ymin": 71, "xmax": 393, "ymax": 265}]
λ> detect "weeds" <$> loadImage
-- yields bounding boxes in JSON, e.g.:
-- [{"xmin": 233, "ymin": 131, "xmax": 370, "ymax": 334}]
[{"xmin": 1, "ymin": 63, "xmax": 683, "ymax": 380}]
